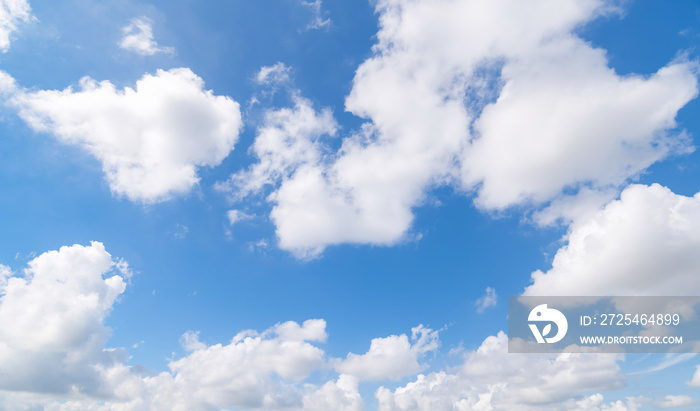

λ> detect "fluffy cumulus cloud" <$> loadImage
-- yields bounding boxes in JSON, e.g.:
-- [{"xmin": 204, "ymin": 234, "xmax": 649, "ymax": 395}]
[
  {"xmin": 165, "ymin": 319, "xmax": 328, "ymax": 409},
  {"xmin": 10, "ymin": 68, "xmax": 242, "ymax": 203},
  {"xmin": 45, "ymin": 371, "xmax": 364, "ymax": 411},
  {"xmin": 119, "ymin": 16, "xmax": 174, "ymax": 56},
  {"xmin": 226, "ymin": 0, "xmax": 698, "ymax": 257},
  {"xmin": 0, "ymin": 280, "xmax": 352, "ymax": 411},
  {"xmin": 223, "ymin": 95, "xmax": 337, "ymax": 199},
  {"xmin": 573, "ymin": 394, "xmax": 648, "ymax": 411},
  {"xmin": 0, "ymin": 264, "xmax": 632, "ymax": 411},
  {"xmin": 375, "ymin": 332, "xmax": 625, "ymax": 411},
  {"xmin": 0, "ymin": 272, "xmax": 437, "ymax": 411},
  {"xmin": 461, "ymin": 40, "xmax": 697, "ymax": 210},
  {"xmin": 301, "ymin": 374, "xmax": 364, "ymax": 411},
  {"xmin": 0, "ymin": 287, "xmax": 360, "ymax": 411},
  {"xmin": 0, "ymin": 0, "xmax": 33, "ymax": 52},
  {"xmin": 0, "ymin": 242, "xmax": 129, "ymax": 397},
  {"xmin": 336, "ymin": 325, "xmax": 439, "ymax": 381},
  {"xmin": 63, "ymin": 321, "xmax": 366, "ymax": 411},
  {"xmin": 524, "ymin": 184, "xmax": 700, "ymax": 296},
  {"xmin": 224, "ymin": 85, "xmax": 455, "ymax": 257},
  {"xmin": 159, "ymin": 323, "xmax": 431, "ymax": 410},
  {"xmin": 218, "ymin": 95, "xmax": 343, "ymax": 257}
]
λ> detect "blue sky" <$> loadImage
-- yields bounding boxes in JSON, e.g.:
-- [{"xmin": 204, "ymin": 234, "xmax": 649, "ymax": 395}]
[{"xmin": 0, "ymin": 0, "xmax": 699, "ymax": 409}]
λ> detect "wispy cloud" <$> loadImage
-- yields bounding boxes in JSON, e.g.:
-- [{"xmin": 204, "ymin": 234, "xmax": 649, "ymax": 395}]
[
  {"xmin": 627, "ymin": 353, "xmax": 696, "ymax": 376},
  {"xmin": 227, "ymin": 209, "xmax": 254, "ymax": 226},
  {"xmin": 0, "ymin": 0, "xmax": 34, "ymax": 52},
  {"xmin": 256, "ymin": 62, "xmax": 292, "ymax": 86},
  {"xmin": 119, "ymin": 16, "xmax": 174, "ymax": 56},
  {"xmin": 475, "ymin": 287, "xmax": 497, "ymax": 313},
  {"xmin": 301, "ymin": 0, "xmax": 330, "ymax": 30}
]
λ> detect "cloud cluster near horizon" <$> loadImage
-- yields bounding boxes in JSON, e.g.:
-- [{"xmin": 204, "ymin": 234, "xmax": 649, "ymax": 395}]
[{"xmin": 0, "ymin": 242, "xmax": 652, "ymax": 410}]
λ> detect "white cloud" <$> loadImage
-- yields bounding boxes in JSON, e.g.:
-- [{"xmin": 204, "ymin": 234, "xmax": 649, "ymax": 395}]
[
  {"xmin": 227, "ymin": 209, "xmax": 254, "ymax": 226},
  {"xmin": 256, "ymin": 62, "xmax": 292, "ymax": 86},
  {"xmin": 531, "ymin": 187, "xmax": 618, "ymax": 227},
  {"xmin": 376, "ymin": 331, "xmax": 625, "ymax": 411},
  {"xmin": 462, "ymin": 47, "xmax": 697, "ymax": 210},
  {"xmin": 222, "ymin": 87, "xmax": 447, "ymax": 257},
  {"xmin": 250, "ymin": 62, "xmax": 294, "ymax": 104},
  {"xmin": 301, "ymin": 374, "xmax": 364, "ymax": 411},
  {"xmin": 218, "ymin": 94, "xmax": 345, "ymax": 257},
  {"xmin": 336, "ymin": 325, "xmax": 438, "ymax": 381},
  {"xmin": 0, "ymin": 0, "xmax": 33, "ymax": 52},
  {"xmin": 524, "ymin": 184, "xmax": 700, "ymax": 296},
  {"xmin": 220, "ymin": 94, "xmax": 336, "ymax": 200},
  {"xmin": 573, "ymin": 394, "xmax": 648, "ymax": 411},
  {"xmin": 119, "ymin": 17, "xmax": 174, "ymax": 56},
  {"xmin": 688, "ymin": 364, "xmax": 700, "ymax": 387},
  {"xmin": 0, "ymin": 264, "xmax": 11, "ymax": 291},
  {"xmin": 475, "ymin": 286, "xmax": 497, "ymax": 313},
  {"xmin": 179, "ymin": 331, "xmax": 206, "ymax": 352},
  {"xmin": 44, "ymin": 373, "xmax": 365, "ymax": 411},
  {"xmin": 41, "ymin": 319, "xmax": 354, "ymax": 411},
  {"xmin": 657, "ymin": 395, "xmax": 693, "ymax": 409},
  {"xmin": 248, "ymin": 238, "xmax": 270, "ymax": 253},
  {"xmin": 350, "ymin": 0, "xmax": 696, "ymax": 224},
  {"xmin": 0, "ymin": 246, "xmax": 370, "ymax": 409},
  {"xmin": 11, "ymin": 68, "xmax": 242, "ymax": 203},
  {"xmin": 0, "ymin": 69, "xmax": 18, "ymax": 96},
  {"xmin": 301, "ymin": 0, "xmax": 330, "ymax": 30},
  {"xmin": 164, "ymin": 319, "xmax": 328, "ymax": 409},
  {"xmin": 631, "ymin": 354, "xmax": 697, "ymax": 377},
  {"xmin": 0, "ymin": 242, "xmax": 129, "ymax": 396},
  {"xmin": 227, "ymin": 0, "xmax": 698, "ymax": 257},
  {"xmin": 0, "ymin": 288, "xmax": 633, "ymax": 411}
]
